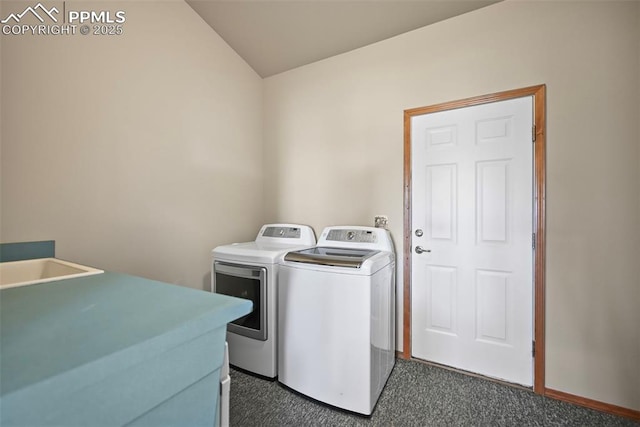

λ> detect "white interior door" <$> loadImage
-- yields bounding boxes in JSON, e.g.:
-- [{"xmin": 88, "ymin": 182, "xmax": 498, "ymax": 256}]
[{"xmin": 410, "ymin": 97, "xmax": 534, "ymax": 386}]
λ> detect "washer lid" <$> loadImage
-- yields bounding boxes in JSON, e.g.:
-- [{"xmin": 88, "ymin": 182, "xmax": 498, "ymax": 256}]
[{"xmin": 284, "ymin": 247, "xmax": 379, "ymax": 268}]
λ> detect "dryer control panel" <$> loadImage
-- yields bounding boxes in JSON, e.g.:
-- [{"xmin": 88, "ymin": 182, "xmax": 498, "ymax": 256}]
[
  {"xmin": 262, "ymin": 226, "xmax": 301, "ymax": 239},
  {"xmin": 255, "ymin": 224, "xmax": 316, "ymax": 245}
]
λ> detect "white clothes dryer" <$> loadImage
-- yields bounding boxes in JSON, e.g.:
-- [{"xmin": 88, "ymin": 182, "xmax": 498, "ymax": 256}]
[
  {"xmin": 278, "ymin": 226, "xmax": 396, "ymax": 415},
  {"xmin": 212, "ymin": 224, "xmax": 316, "ymax": 378}
]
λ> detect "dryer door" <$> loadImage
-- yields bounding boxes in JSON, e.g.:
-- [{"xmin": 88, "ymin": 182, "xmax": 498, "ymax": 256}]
[{"xmin": 213, "ymin": 262, "xmax": 267, "ymax": 341}]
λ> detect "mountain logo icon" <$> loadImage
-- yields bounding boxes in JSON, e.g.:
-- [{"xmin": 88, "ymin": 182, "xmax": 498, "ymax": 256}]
[{"xmin": 1, "ymin": 3, "xmax": 59, "ymax": 24}]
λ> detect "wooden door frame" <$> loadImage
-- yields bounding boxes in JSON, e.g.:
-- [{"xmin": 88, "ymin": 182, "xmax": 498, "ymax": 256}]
[{"xmin": 402, "ymin": 84, "xmax": 546, "ymax": 394}]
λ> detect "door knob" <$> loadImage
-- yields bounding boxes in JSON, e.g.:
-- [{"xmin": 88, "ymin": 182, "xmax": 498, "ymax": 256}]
[
  {"xmin": 415, "ymin": 229, "xmax": 423, "ymax": 237},
  {"xmin": 415, "ymin": 246, "xmax": 431, "ymax": 254}
]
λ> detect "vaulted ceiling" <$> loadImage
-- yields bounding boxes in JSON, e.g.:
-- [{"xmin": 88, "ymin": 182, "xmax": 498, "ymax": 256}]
[{"xmin": 186, "ymin": 0, "xmax": 500, "ymax": 77}]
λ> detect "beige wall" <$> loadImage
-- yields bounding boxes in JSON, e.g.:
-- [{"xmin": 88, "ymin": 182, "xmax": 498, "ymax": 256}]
[
  {"xmin": 2, "ymin": 0, "xmax": 638, "ymax": 413},
  {"xmin": 1, "ymin": 1, "xmax": 264, "ymax": 290},
  {"xmin": 263, "ymin": 1, "xmax": 640, "ymax": 411}
]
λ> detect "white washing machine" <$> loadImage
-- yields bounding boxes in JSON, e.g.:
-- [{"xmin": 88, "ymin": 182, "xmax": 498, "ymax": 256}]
[
  {"xmin": 212, "ymin": 224, "xmax": 316, "ymax": 378},
  {"xmin": 278, "ymin": 226, "xmax": 396, "ymax": 415}
]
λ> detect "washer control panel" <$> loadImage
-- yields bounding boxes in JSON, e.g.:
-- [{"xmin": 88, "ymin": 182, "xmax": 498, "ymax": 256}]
[
  {"xmin": 326, "ymin": 229, "xmax": 377, "ymax": 243},
  {"xmin": 318, "ymin": 226, "xmax": 394, "ymax": 253}
]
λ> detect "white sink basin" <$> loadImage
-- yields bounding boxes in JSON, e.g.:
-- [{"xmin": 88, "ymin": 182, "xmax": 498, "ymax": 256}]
[{"xmin": 0, "ymin": 258, "xmax": 104, "ymax": 290}]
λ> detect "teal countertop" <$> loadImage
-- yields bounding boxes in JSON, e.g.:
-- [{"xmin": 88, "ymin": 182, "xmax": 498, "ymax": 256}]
[{"xmin": 0, "ymin": 271, "xmax": 252, "ymax": 425}]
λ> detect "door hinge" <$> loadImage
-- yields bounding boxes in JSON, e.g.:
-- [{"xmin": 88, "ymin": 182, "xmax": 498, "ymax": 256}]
[
  {"xmin": 532, "ymin": 232, "xmax": 536, "ymax": 250},
  {"xmin": 532, "ymin": 125, "xmax": 537, "ymax": 143},
  {"xmin": 532, "ymin": 340, "xmax": 536, "ymax": 357}
]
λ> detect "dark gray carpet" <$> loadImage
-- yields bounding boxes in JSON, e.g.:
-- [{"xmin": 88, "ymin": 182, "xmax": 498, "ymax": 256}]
[{"xmin": 229, "ymin": 359, "xmax": 638, "ymax": 426}]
